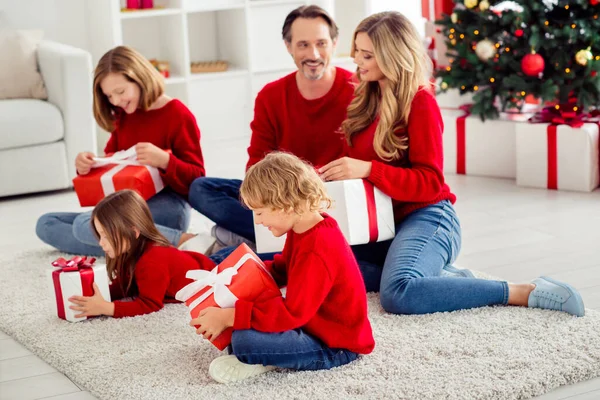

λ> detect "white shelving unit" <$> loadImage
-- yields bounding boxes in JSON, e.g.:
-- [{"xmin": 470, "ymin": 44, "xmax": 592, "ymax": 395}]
[{"xmin": 87, "ymin": 0, "xmax": 418, "ymax": 146}]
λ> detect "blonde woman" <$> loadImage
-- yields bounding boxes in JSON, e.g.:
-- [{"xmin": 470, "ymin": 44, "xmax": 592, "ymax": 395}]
[
  {"xmin": 36, "ymin": 46, "xmax": 205, "ymax": 256},
  {"xmin": 320, "ymin": 12, "xmax": 584, "ymax": 317},
  {"xmin": 193, "ymin": 152, "xmax": 374, "ymax": 384}
]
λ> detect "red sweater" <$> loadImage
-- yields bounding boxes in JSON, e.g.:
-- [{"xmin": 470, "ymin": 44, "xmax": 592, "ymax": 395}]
[
  {"xmin": 233, "ymin": 215, "xmax": 375, "ymax": 354},
  {"xmin": 247, "ymin": 67, "xmax": 354, "ymax": 170},
  {"xmin": 104, "ymin": 99, "xmax": 205, "ymax": 196},
  {"xmin": 110, "ymin": 243, "xmax": 216, "ymax": 318},
  {"xmin": 347, "ymin": 89, "xmax": 456, "ymax": 222}
]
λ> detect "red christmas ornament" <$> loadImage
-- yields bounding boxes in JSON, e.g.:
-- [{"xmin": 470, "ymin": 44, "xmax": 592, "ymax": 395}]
[
  {"xmin": 521, "ymin": 53, "xmax": 545, "ymax": 76},
  {"xmin": 592, "ymin": 71, "xmax": 598, "ymax": 77},
  {"xmin": 515, "ymin": 29, "xmax": 524, "ymax": 37},
  {"xmin": 591, "ymin": 0, "xmax": 599, "ymax": 5},
  {"xmin": 460, "ymin": 59, "xmax": 468, "ymax": 68}
]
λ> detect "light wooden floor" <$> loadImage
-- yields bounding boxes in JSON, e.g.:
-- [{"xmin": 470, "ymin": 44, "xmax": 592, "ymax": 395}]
[{"xmin": 1, "ymin": 142, "xmax": 599, "ymax": 399}]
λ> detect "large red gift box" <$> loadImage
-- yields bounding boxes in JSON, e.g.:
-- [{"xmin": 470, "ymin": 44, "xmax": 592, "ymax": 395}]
[
  {"xmin": 72, "ymin": 147, "xmax": 164, "ymax": 207},
  {"xmin": 175, "ymin": 243, "xmax": 279, "ymax": 351}
]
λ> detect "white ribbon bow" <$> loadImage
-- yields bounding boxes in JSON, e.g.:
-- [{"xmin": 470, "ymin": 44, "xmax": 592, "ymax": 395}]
[
  {"xmin": 175, "ymin": 253, "xmax": 263, "ymax": 310},
  {"xmin": 91, "ymin": 145, "xmax": 164, "ymax": 195}
]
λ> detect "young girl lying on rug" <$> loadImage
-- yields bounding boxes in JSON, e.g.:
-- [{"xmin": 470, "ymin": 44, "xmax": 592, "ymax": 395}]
[
  {"xmin": 191, "ymin": 152, "xmax": 375, "ymax": 384},
  {"xmin": 68, "ymin": 190, "xmax": 216, "ymax": 318}
]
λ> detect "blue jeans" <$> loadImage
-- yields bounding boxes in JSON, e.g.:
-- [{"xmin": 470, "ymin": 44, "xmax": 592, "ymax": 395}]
[
  {"xmin": 363, "ymin": 200, "xmax": 509, "ymax": 315},
  {"xmin": 231, "ymin": 329, "xmax": 358, "ymax": 370},
  {"xmin": 36, "ymin": 189, "xmax": 191, "ymax": 256},
  {"xmin": 188, "ymin": 177, "xmax": 255, "ymax": 241}
]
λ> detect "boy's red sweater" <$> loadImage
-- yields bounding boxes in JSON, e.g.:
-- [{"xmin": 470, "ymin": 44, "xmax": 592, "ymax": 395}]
[{"xmin": 233, "ymin": 215, "xmax": 375, "ymax": 354}]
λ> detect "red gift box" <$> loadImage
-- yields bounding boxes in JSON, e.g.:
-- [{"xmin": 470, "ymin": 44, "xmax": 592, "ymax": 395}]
[
  {"xmin": 72, "ymin": 147, "xmax": 164, "ymax": 207},
  {"xmin": 175, "ymin": 243, "xmax": 279, "ymax": 351}
]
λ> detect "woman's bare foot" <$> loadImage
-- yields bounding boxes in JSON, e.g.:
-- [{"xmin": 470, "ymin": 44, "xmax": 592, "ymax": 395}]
[
  {"xmin": 507, "ymin": 283, "xmax": 536, "ymax": 306},
  {"xmin": 177, "ymin": 233, "xmax": 196, "ymax": 248}
]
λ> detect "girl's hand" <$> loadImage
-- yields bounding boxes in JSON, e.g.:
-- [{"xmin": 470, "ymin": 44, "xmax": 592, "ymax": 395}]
[
  {"xmin": 69, "ymin": 282, "xmax": 114, "ymax": 318},
  {"xmin": 135, "ymin": 142, "xmax": 170, "ymax": 169},
  {"xmin": 190, "ymin": 307, "xmax": 234, "ymax": 342},
  {"xmin": 319, "ymin": 157, "xmax": 372, "ymax": 181},
  {"xmin": 75, "ymin": 152, "xmax": 96, "ymax": 175}
]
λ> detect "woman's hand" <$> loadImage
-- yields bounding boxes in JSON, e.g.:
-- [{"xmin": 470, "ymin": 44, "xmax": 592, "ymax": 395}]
[
  {"xmin": 190, "ymin": 307, "xmax": 235, "ymax": 342},
  {"xmin": 319, "ymin": 157, "xmax": 372, "ymax": 181},
  {"xmin": 69, "ymin": 282, "xmax": 114, "ymax": 318},
  {"xmin": 75, "ymin": 152, "xmax": 96, "ymax": 175},
  {"xmin": 135, "ymin": 142, "xmax": 170, "ymax": 169}
]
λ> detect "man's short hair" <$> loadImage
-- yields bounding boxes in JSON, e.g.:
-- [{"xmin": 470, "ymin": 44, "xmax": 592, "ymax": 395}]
[{"xmin": 282, "ymin": 5, "xmax": 339, "ymax": 43}]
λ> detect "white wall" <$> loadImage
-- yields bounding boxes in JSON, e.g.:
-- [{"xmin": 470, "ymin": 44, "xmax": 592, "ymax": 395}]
[{"xmin": 0, "ymin": 0, "xmax": 90, "ymax": 52}]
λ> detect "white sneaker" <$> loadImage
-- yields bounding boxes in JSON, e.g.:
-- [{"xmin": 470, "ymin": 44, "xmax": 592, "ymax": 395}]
[
  {"xmin": 177, "ymin": 233, "xmax": 215, "ymax": 254},
  {"xmin": 208, "ymin": 355, "xmax": 275, "ymax": 384}
]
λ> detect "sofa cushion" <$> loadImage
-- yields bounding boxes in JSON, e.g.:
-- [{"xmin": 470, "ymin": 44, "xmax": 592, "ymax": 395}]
[
  {"xmin": 0, "ymin": 99, "xmax": 64, "ymax": 150},
  {"xmin": 0, "ymin": 28, "xmax": 48, "ymax": 100}
]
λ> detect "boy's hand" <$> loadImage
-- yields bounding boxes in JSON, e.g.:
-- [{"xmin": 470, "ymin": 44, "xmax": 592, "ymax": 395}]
[
  {"xmin": 69, "ymin": 282, "xmax": 114, "ymax": 318},
  {"xmin": 75, "ymin": 152, "xmax": 96, "ymax": 175},
  {"xmin": 319, "ymin": 157, "xmax": 372, "ymax": 181},
  {"xmin": 135, "ymin": 142, "xmax": 170, "ymax": 170},
  {"xmin": 190, "ymin": 307, "xmax": 235, "ymax": 342}
]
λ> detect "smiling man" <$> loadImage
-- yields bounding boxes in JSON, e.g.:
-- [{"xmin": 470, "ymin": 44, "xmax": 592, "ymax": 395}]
[{"xmin": 187, "ymin": 5, "xmax": 355, "ymax": 252}]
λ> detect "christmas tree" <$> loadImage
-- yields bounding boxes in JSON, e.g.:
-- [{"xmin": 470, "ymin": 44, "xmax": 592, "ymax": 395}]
[{"xmin": 435, "ymin": 0, "xmax": 600, "ymax": 120}]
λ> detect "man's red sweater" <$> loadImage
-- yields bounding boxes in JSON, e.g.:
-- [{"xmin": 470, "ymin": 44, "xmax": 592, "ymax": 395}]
[
  {"xmin": 233, "ymin": 215, "xmax": 375, "ymax": 354},
  {"xmin": 104, "ymin": 99, "xmax": 205, "ymax": 196},
  {"xmin": 110, "ymin": 244, "xmax": 215, "ymax": 318},
  {"xmin": 347, "ymin": 89, "xmax": 456, "ymax": 223},
  {"xmin": 247, "ymin": 67, "xmax": 354, "ymax": 170}
]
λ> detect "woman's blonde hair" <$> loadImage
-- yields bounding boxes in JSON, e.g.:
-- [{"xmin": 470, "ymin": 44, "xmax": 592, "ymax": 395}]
[
  {"xmin": 342, "ymin": 12, "xmax": 432, "ymax": 161},
  {"xmin": 93, "ymin": 46, "xmax": 164, "ymax": 132},
  {"xmin": 91, "ymin": 190, "xmax": 171, "ymax": 296},
  {"xmin": 240, "ymin": 152, "xmax": 331, "ymax": 214}
]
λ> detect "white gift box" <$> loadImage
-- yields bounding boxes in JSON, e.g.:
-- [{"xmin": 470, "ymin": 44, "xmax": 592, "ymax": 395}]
[
  {"xmin": 48, "ymin": 260, "xmax": 111, "ymax": 322},
  {"xmin": 441, "ymin": 109, "xmax": 531, "ymax": 178},
  {"xmin": 254, "ymin": 179, "xmax": 395, "ymax": 254},
  {"xmin": 516, "ymin": 122, "xmax": 600, "ymax": 192}
]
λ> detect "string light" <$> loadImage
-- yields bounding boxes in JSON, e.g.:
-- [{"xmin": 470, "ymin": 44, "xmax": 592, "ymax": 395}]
[
  {"xmin": 521, "ymin": 91, "xmax": 526, "ymax": 96},
  {"xmin": 565, "ymin": 5, "xmax": 569, "ymax": 9},
  {"xmin": 571, "ymin": 23, "xmax": 576, "ymax": 29},
  {"xmin": 555, "ymin": 105, "xmax": 560, "ymax": 110},
  {"xmin": 449, "ymin": 34, "xmax": 455, "ymax": 39},
  {"xmin": 573, "ymin": 106, "xmax": 578, "ymax": 111},
  {"xmin": 460, "ymin": 34, "xmax": 465, "ymax": 39},
  {"xmin": 505, "ymin": 47, "xmax": 511, "ymax": 52},
  {"xmin": 461, "ymin": 85, "xmax": 466, "ymax": 90},
  {"xmin": 450, "ymin": 28, "xmax": 456, "ymax": 33},
  {"xmin": 495, "ymin": 43, "xmax": 500, "ymax": 48},
  {"xmin": 544, "ymin": 21, "xmax": 549, "ymax": 26},
  {"xmin": 474, "ymin": 85, "xmax": 479, "ymax": 91},
  {"xmin": 565, "ymin": 68, "xmax": 571, "ymax": 73},
  {"xmin": 490, "ymin": 77, "xmax": 495, "ymax": 82},
  {"xmin": 446, "ymin": 66, "xmax": 452, "ymax": 71},
  {"xmin": 596, "ymin": 55, "xmax": 600, "ymax": 60},
  {"xmin": 474, "ymin": 30, "xmax": 480, "ymax": 35}
]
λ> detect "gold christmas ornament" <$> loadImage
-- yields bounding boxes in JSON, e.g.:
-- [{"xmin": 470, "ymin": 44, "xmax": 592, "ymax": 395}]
[
  {"xmin": 575, "ymin": 49, "xmax": 593, "ymax": 66},
  {"xmin": 451, "ymin": 13, "xmax": 458, "ymax": 23},
  {"xmin": 475, "ymin": 39, "xmax": 497, "ymax": 61},
  {"xmin": 479, "ymin": 0, "xmax": 490, "ymax": 11},
  {"xmin": 465, "ymin": 0, "xmax": 478, "ymax": 9},
  {"xmin": 450, "ymin": 39, "xmax": 457, "ymax": 46}
]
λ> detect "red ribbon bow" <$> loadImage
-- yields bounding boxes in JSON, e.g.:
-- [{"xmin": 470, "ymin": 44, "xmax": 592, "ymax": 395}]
[{"xmin": 52, "ymin": 256, "xmax": 96, "ymax": 272}]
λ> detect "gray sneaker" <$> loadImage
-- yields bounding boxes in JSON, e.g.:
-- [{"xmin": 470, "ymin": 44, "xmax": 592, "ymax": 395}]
[
  {"xmin": 529, "ymin": 276, "xmax": 585, "ymax": 317},
  {"xmin": 211, "ymin": 226, "xmax": 256, "ymax": 251}
]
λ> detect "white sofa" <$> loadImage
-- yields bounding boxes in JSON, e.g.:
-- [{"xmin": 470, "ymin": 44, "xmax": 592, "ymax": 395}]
[{"xmin": 0, "ymin": 40, "xmax": 96, "ymax": 197}]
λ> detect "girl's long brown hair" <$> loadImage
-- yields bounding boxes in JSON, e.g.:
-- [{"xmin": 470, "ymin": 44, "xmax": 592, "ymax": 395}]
[
  {"xmin": 342, "ymin": 12, "xmax": 432, "ymax": 161},
  {"xmin": 91, "ymin": 190, "xmax": 171, "ymax": 295},
  {"xmin": 93, "ymin": 46, "xmax": 164, "ymax": 132}
]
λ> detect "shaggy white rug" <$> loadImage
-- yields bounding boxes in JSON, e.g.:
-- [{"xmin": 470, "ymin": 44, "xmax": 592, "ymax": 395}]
[{"xmin": 1, "ymin": 249, "xmax": 599, "ymax": 400}]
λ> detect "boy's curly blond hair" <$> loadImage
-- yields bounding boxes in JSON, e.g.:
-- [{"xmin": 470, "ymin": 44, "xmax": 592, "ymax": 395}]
[{"xmin": 240, "ymin": 152, "xmax": 331, "ymax": 214}]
